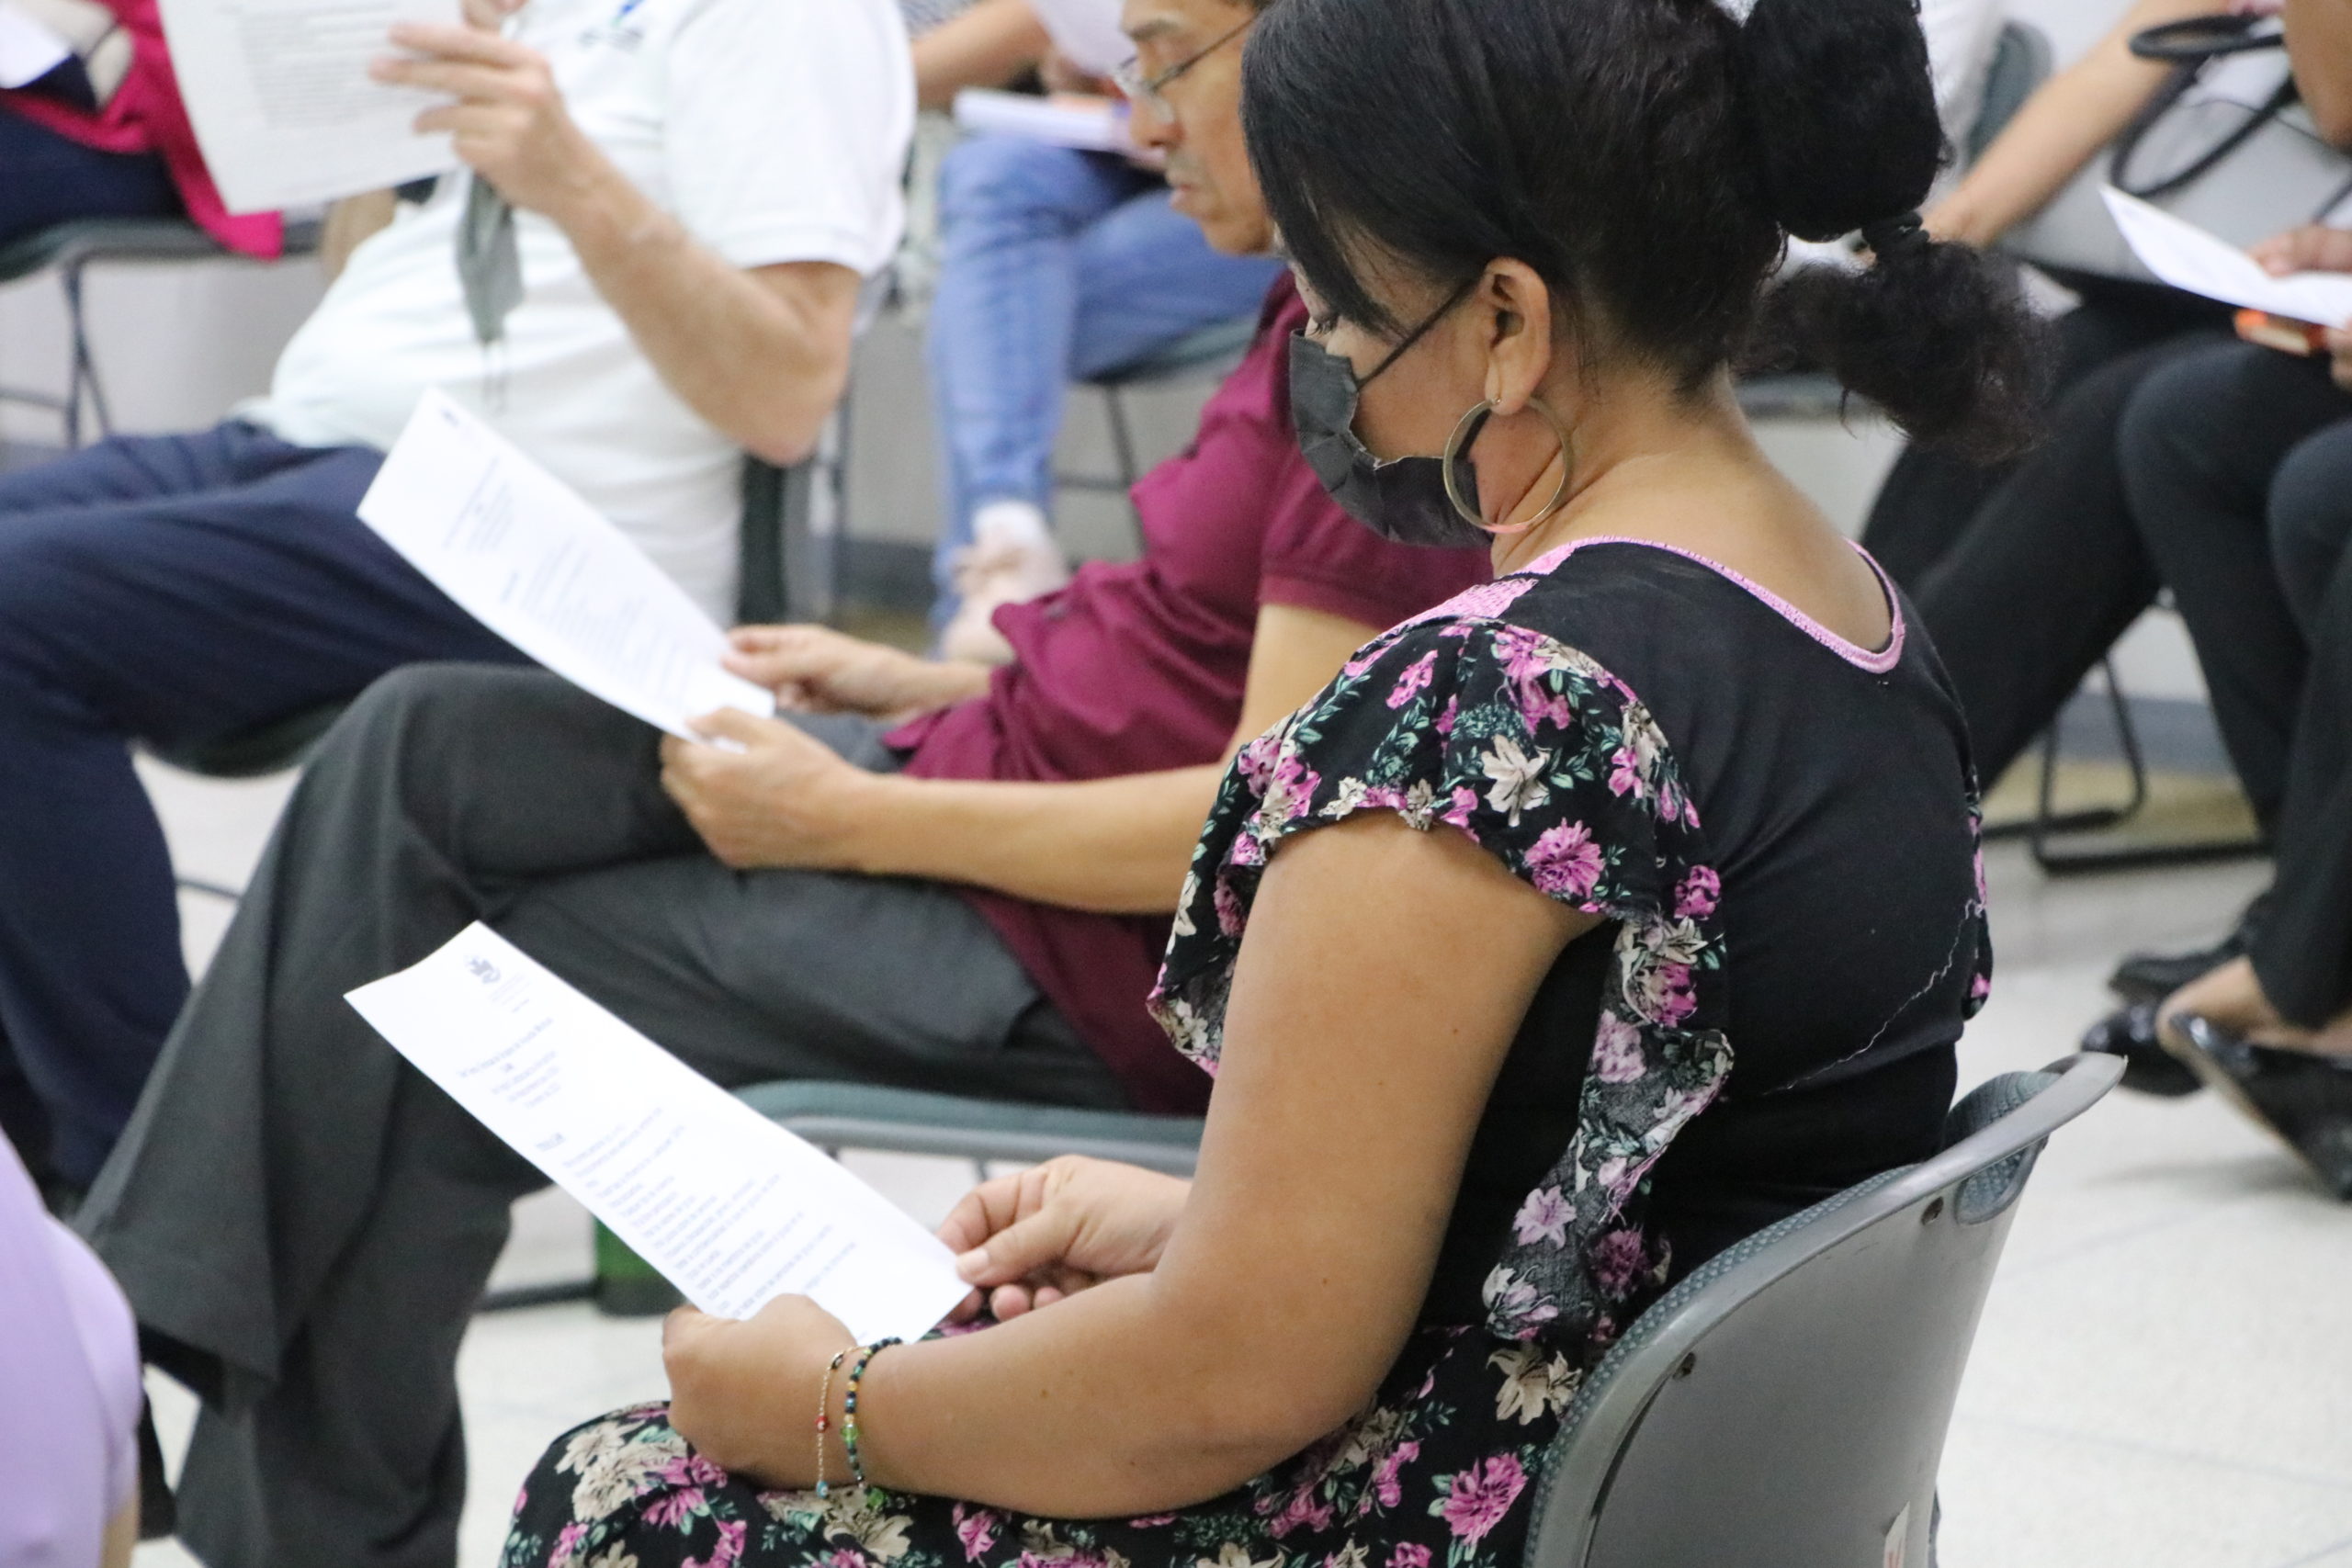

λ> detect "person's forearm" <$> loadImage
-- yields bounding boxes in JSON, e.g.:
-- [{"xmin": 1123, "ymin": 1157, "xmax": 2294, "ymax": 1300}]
[
  {"xmin": 845, "ymin": 765, "xmax": 1223, "ymax": 913},
  {"xmin": 853, "ymin": 1270, "xmax": 1350, "ymax": 1517},
  {"xmin": 544, "ymin": 159, "xmax": 854, "ymax": 465},
  {"xmin": 1928, "ymin": 0, "xmax": 2209, "ymax": 248},
  {"xmin": 2288, "ymin": 0, "xmax": 2352, "ymax": 146},
  {"xmin": 913, "ymin": 0, "xmax": 1050, "ymax": 108}
]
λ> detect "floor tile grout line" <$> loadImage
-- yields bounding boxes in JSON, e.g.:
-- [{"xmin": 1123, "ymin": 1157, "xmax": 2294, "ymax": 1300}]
[{"xmin": 1947, "ymin": 1410, "xmax": 2352, "ymax": 1495}]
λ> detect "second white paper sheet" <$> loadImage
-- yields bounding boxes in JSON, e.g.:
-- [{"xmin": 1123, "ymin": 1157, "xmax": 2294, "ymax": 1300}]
[
  {"xmin": 2103, "ymin": 186, "xmax": 2352, "ymax": 328},
  {"xmin": 348, "ymin": 923, "xmax": 968, "ymax": 1340},
  {"xmin": 357, "ymin": 389, "xmax": 774, "ymax": 740}
]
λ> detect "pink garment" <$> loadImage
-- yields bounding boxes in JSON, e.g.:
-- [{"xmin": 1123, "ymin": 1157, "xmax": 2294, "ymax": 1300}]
[
  {"xmin": 1, "ymin": 0, "xmax": 280, "ymax": 256},
  {"xmin": 888, "ymin": 280, "xmax": 1488, "ymax": 1111},
  {"xmin": 0, "ymin": 1137, "xmax": 142, "ymax": 1562}
]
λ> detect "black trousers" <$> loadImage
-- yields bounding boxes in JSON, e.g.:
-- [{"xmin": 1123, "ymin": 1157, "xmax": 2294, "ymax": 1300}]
[
  {"xmin": 1860, "ymin": 279, "xmax": 2232, "ymax": 780},
  {"xmin": 2119, "ymin": 343, "xmax": 2352, "ymax": 1025}
]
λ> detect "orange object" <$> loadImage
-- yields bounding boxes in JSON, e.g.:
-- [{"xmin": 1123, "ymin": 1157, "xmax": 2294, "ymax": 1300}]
[{"xmin": 2235, "ymin": 308, "xmax": 2330, "ymax": 356}]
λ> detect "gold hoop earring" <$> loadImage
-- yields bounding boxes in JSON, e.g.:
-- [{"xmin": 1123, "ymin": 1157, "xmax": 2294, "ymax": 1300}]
[{"xmin": 1441, "ymin": 395, "xmax": 1574, "ymax": 536}]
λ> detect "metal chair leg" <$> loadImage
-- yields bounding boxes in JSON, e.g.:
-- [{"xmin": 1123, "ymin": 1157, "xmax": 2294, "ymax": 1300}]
[
  {"xmin": 62, "ymin": 260, "xmax": 113, "ymax": 447},
  {"xmin": 1101, "ymin": 384, "xmax": 1147, "ymax": 555},
  {"xmin": 2012, "ymin": 657, "xmax": 2266, "ymax": 874}
]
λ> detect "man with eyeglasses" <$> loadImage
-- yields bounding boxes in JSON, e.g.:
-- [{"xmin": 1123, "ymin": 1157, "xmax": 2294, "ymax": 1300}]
[
  {"xmin": 917, "ymin": 0, "xmax": 1283, "ymax": 660},
  {"xmin": 74, "ymin": 0, "xmax": 1487, "ymax": 1560}
]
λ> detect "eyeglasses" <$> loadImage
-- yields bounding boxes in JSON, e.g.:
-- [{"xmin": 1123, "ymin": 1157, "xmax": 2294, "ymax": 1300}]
[{"xmin": 1111, "ymin": 17, "xmax": 1253, "ymax": 121}]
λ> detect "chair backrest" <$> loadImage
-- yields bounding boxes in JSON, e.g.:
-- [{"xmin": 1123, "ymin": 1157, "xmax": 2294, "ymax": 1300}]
[
  {"xmin": 1521, "ymin": 1051, "xmax": 2120, "ymax": 1568},
  {"xmin": 1967, "ymin": 22, "xmax": 2054, "ymax": 165}
]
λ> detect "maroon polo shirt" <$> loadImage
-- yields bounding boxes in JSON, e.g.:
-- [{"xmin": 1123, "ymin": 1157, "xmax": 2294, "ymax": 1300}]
[{"xmin": 887, "ymin": 280, "xmax": 1488, "ymax": 1112}]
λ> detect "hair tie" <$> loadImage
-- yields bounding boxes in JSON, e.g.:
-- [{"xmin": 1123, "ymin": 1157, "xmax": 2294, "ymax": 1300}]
[{"xmin": 1861, "ymin": 211, "xmax": 1930, "ymax": 263}]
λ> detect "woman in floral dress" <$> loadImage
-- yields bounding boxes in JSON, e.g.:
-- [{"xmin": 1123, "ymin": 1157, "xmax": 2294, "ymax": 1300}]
[{"xmin": 503, "ymin": 0, "xmax": 2043, "ymax": 1562}]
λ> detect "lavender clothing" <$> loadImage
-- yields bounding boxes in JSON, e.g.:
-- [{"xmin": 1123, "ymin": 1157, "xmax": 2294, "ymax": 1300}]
[{"xmin": 0, "ymin": 1137, "xmax": 141, "ymax": 1562}]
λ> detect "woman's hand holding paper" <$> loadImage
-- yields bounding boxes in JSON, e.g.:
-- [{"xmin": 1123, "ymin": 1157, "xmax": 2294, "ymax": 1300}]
[
  {"xmin": 2250, "ymin": 225, "xmax": 2352, "ymax": 388},
  {"xmin": 940, "ymin": 1157, "xmax": 1193, "ymax": 1325}
]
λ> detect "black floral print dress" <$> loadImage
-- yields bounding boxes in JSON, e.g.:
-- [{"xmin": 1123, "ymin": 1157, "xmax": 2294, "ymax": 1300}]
[{"xmin": 503, "ymin": 538, "xmax": 1991, "ymax": 1568}]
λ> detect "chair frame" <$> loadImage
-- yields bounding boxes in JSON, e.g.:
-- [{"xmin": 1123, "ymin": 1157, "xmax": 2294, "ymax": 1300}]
[{"xmin": 0, "ymin": 217, "xmax": 320, "ymax": 450}]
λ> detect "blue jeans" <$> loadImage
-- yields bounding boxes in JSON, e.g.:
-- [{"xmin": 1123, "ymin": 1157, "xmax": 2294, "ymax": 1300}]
[
  {"xmin": 922, "ymin": 135, "xmax": 1282, "ymax": 614},
  {"xmin": 0, "ymin": 424, "xmax": 525, "ymax": 1186}
]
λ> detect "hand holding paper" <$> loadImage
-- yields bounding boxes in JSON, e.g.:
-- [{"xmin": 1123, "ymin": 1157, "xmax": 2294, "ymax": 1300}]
[
  {"xmin": 357, "ymin": 390, "xmax": 775, "ymax": 741},
  {"xmin": 346, "ymin": 923, "xmax": 968, "ymax": 1341}
]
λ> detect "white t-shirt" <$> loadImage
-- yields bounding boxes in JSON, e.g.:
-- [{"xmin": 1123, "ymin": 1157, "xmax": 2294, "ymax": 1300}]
[{"xmin": 247, "ymin": 0, "xmax": 913, "ymax": 620}]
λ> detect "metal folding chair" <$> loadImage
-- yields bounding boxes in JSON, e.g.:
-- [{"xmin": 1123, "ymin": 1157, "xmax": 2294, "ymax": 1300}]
[
  {"xmin": 1057, "ymin": 314, "xmax": 1260, "ymax": 552},
  {"xmin": 0, "ymin": 216, "xmax": 320, "ymax": 449}
]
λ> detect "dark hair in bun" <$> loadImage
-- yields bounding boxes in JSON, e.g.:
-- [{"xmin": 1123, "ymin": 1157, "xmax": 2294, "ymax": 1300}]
[{"xmin": 1241, "ymin": 0, "xmax": 2045, "ymax": 457}]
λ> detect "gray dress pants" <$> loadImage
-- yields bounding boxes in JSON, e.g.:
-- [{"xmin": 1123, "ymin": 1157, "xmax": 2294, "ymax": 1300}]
[{"xmin": 75, "ymin": 664, "xmax": 1129, "ymax": 1568}]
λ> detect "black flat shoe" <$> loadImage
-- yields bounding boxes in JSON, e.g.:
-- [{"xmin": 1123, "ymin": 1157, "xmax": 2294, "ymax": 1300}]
[
  {"xmin": 2080, "ymin": 1002, "xmax": 2203, "ymax": 1097},
  {"xmin": 2109, "ymin": 893, "xmax": 2271, "ymax": 1004},
  {"xmin": 2171, "ymin": 1014, "xmax": 2352, "ymax": 1200}
]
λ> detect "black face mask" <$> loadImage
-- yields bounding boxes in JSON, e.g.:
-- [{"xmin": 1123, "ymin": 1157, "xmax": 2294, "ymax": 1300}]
[{"xmin": 1287, "ymin": 331, "xmax": 1494, "ymax": 551}]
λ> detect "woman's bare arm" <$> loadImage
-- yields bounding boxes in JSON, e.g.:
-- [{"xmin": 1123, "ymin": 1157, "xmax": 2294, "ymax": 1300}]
[
  {"xmin": 663, "ymin": 813, "xmax": 1596, "ymax": 1515},
  {"xmin": 662, "ymin": 603, "xmax": 1385, "ymax": 913},
  {"xmin": 2287, "ymin": 0, "xmax": 2352, "ymax": 145},
  {"xmin": 1927, "ymin": 0, "xmax": 2215, "ymax": 248},
  {"xmin": 913, "ymin": 0, "xmax": 1051, "ymax": 108}
]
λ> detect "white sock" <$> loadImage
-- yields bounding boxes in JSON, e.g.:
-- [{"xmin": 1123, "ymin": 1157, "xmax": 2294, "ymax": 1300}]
[{"xmin": 970, "ymin": 499, "xmax": 1055, "ymax": 553}]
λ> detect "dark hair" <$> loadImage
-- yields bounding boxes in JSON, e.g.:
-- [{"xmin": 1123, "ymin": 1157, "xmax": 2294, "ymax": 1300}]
[{"xmin": 1240, "ymin": 0, "xmax": 2045, "ymax": 457}]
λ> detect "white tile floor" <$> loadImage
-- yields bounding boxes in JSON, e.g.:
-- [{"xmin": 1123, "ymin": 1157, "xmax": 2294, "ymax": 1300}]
[{"xmin": 128, "ymin": 758, "xmax": 2349, "ymax": 1568}]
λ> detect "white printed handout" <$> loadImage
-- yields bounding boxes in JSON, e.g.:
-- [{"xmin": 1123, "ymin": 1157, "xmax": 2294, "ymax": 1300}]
[
  {"xmin": 357, "ymin": 389, "xmax": 775, "ymax": 740},
  {"xmin": 2103, "ymin": 186, "xmax": 2352, "ymax": 328},
  {"xmin": 348, "ymin": 923, "xmax": 970, "ymax": 1337},
  {"xmin": 155, "ymin": 0, "xmax": 463, "ymax": 213}
]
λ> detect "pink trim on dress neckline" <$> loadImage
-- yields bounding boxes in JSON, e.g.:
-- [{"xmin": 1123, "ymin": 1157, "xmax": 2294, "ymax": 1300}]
[{"xmin": 1517, "ymin": 534, "xmax": 1906, "ymax": 674}]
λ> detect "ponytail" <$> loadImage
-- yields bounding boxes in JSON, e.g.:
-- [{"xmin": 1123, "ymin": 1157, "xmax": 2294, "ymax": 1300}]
[{"xmin": 1737, "ymin": 0, "xmax": 2048, "ymax": 457}]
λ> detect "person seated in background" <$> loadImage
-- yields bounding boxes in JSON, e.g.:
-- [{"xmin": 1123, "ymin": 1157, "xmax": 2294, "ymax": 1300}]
[
  {"xmin": 0, "ymin": 0, "xmax": 910, "ymax": 1202},
  {"xmin": 1855, "ymin": 0, "xmax": 2290, "ymax": 786},
  {"xmin": 2064, "ymin": 226, "xmax": 2352, "ymax": 1188},
  {"xmin": 0, "ymin": 0, "xmax": 274, "ymax": 254},
  {"xmin": 1860, "ymin": 0, "xmax": 2352, "ymax": 1081},
  {"xmin": 911, "ymin": 0, "xmax": 1283, "ymax": 658},
  {"xmin": 0, "ymin": 1132, "xmax": 142, "ymax": 1567},
  {"xmin": 492, "ymin": 0, "xmax": 2033, "ymax": 1557},
  {"xmin": 72, "ymin": 0, "xmax": 1486, "ymax": 1551}
]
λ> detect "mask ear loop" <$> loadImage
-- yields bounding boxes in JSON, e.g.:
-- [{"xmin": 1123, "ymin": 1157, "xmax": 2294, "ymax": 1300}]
[{"xmin": 1442, "ymin": 395, "xmax": 1573, "ymax": 536}]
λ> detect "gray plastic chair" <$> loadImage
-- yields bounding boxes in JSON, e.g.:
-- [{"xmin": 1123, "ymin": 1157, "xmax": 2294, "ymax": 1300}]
[{"xmin": 1522, "ymin": 1051, "xmax": 2121, "ymax": 1568}]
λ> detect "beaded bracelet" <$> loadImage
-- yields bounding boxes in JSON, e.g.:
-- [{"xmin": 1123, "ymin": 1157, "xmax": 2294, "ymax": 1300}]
[
  {"xmin": 841, "ymin": 1337, "xmax": 902, "ymax": 1489},
  {"xmin": 814, "ymin": 1347, "xmax": 852, "ymax": 1499}
]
